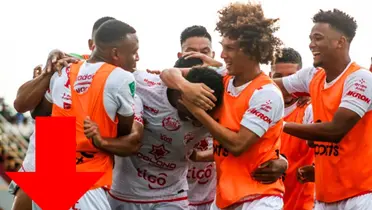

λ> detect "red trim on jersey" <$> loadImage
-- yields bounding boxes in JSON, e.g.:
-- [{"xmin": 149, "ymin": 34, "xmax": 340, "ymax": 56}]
[
  {"xmin": 189, "ymin": 199, "xmax": 214, "ymax": 206},
  {"xmin": 108, "ymin": 190, "xmax": 187, "ymax": 203},
  {"xmin": 230, "ymin": 194, "xmax": 283, "ymax": 208}
]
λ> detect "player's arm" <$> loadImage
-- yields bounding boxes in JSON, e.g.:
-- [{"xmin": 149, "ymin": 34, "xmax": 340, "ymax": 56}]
[
  {"xmin": 180, "ymin": 87, "xmax": 284, "ymax": 157},
  {"xmin": 85, "ymin": 78, "xmax": 142, "ymax": 157},
  {"xmin": 160, "ymin": 67, "xmax": 217, "ymax": 110},
  {"xmin": 96, "ymin": 118, "xmax": 143, "ymax": 156},
  {"xmin": 14, "ymin": 51, "xmax": 76, "ymax": 114},
  {"xmin": 97, "ymin": 95, "xmax": 144, "ymax": 156},
  {"xmin": 189, "ymin": 149, "xmax": 214, "ymax": 162},
  {"xmin": 284, "ymin": 70, "xmax": 372, "ymax": 143},
  {"xmin": 273, "ymin": 66, "xmax": 315, "ymax": 98}
]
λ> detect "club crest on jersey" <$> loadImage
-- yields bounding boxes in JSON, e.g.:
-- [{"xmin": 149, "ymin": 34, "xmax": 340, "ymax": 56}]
[
  {"xmin": 149, "ymin": 144, "xmax": 170, "ymax": 160},
  {"xmin": 162, "ymin": 116, "xmax": 181, "ymax": 131},
  {"xmin": 184, "ymin": 132, "xmax": 195, "ymax": 144},
  {"xmin": 193, "ymin": 139, "xmax": 209, "ymax": 151}
]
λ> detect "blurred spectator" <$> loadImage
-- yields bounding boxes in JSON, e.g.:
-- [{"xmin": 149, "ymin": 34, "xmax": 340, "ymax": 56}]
[
  {"xmin": 0, "ymin": 97, "xmax": 29, "ymax": 184},
  {"xmin": 18, "ymin": 118, "xmax": 33, "ymax": 141},
  {"xmin": 16, "ymin": 112, "xmax": 25, "ymax": 124}
]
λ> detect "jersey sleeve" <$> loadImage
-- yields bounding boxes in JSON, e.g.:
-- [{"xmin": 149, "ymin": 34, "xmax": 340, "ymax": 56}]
[
  {"xmin": 133, "ymin": 94, "xmax": 144, "ymax": 125},
  {"xmin": 105, "ymin": 69, "xmax": 136, "ymax": 117},
  {"xmin": 240, "ymin": 85, "xmax": 284, "ymax": 137},
  {"xmin": 302, "ymin": 104, "xmax": 314, "ymax": 124},
  {"xmin": 339, "ymin": 69, "xmax": 372, "ymax": 118},
  {"xmin": 282, "ymin": 66, "xmax": 318, "ymax": 94},
  {"xmin": 44, "ymin": 71, "xmax": 59, "ymax": 103}
]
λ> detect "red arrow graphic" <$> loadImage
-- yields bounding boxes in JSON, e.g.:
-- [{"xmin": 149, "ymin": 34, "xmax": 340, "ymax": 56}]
[{"xmin": 7, "ymin": 117, "xmax": 104, "ymax": 210}]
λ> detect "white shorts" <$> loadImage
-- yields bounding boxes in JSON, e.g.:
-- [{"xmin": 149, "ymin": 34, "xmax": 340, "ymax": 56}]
[
  {"xmin": 32, "ymin": 187, "xmax": 110, "ymax": 210},
  {"xmin": 107, "ymin": 193, "xmax": 189, "ymax": 210},
  {"xmin": 210, "ymin": 196, "xmax": 283, "ymax": 210},
  {"xmin": 189, "ymin": 203, "xmax": 212, "ymax": 210},
  {"xmin": 315, "ymin": 193, "xmax": 372, "ymax": 210}
]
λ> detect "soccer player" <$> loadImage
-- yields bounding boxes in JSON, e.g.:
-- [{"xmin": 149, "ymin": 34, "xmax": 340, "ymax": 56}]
[
  {"xmin": 274, "ymin": 9, "xmax": 372, "ymax": 209},
  {"xmin": 10, "ymin": 16, "xmax": 117, "ymax": 210},
  {"xmin": 160, "ymin": 2, "xmax": 286, "ymax": 209},
  {"xmin": 178, "ymin": 25, "xmax": 218, "ymax": 210},
  {"xmin": 107, "ymin": 64, "xmax": 224, "ymax": 210},
  {"xmin": 173, "ymin": 55, "xmax": 217, "ymax": 210},
  {"xmin": 15, "ymin": 19, "xmax": 143, "ymax": 210},
  {"xmin": 270, "ymin": 47, "xmax": 315, "ymax": 210}
]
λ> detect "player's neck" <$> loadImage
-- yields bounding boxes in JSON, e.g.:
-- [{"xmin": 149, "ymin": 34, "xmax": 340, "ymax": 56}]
[
  {"xmin": 284, "ymin": 98, "xmax": 298, "ymax": 108},
  {"xmin": 88, "ymin": 49, "xmax": 113, "ymax": 64},
  {"xmin": 166, "ymin": 88, "xmax": 178, "ymax": 108},
  {"xmin": 233, "ymin": 64, "xmax": 261, "ymax": 87},
  {"xmin": 324, "ymin": 54, "xmax": 351, "ymax": 83}
]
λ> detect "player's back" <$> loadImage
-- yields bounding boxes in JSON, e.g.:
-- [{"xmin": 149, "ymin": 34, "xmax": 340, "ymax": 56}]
[{"xmin": 111, "ymin": 70, "xmax": 210, "ymax": 202}]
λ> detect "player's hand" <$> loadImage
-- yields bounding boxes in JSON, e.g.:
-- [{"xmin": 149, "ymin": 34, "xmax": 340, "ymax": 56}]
[
  {"xmin": 252, "ymin": 158, "xmax": 288, "ymax": 184},
  {"xmin": 296, "ymin": 96, "xmax": 311, "ymax": 108},
  {"xmin": 297, "ymin": 165, "xmax": 315, "ymax": 184},
  {"xmin": 306, "ymin": 140, "xmax": 316, "ymax": 148},
  {"xmin": 33, "ymin": 64, "xmax": 43, "ymax": 79},
  {"xmin": 179, "ymin": 95, "xmax": 205, "ymax": 116},
  {"xmin": 188, "ymin": 149, "xmax": 198, "ymax": 162},
  {"xmin": 84, "ymin": 116, "xmax": 104, "ymax": 148},
  {"xmin": 183, "ymin": 52, "xmax": 223, "ymax": 68},
  {"xmin": 180, "ymin": 82, "xmax": 216, "ymax": 111},
  {"xmin": 44, "ymin": 49, "xmax": 78, "ymax": 76},
  {"xmin": 146, "ymin": 69, "xmax": 161, "ymax": 75}
]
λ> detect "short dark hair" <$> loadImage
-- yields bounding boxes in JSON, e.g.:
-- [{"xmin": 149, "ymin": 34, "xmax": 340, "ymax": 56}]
[
  {"xmin": 92, "ymin": 16, "xmax": 116, "ymax": 34},
  {"xmin": 180, "ymin": 25, "xmax": 212, "ymax": 45},
  {"xmin": 94, "ymin": 19, "xmax": 136, "ymax": 46},
  {"xmin": 274, "ymin": 47, "xmax": 302, "ymax": 68},
  {"xmin": 174, "ymin": 56, "xmax": 203, "ymax": 68},
  {"xmin": 312, "ymin": 9, "xmax": 357, "ymax": 42},
  {"xmin": 186, "ymin": 67, "xmax": 224, "ymax": 108},
  {"xmin": 215, "ymin": 2, "xmax": 282, "ymax": 64}
]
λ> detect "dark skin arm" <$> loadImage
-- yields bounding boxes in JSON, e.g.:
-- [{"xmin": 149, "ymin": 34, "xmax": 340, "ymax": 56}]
[
  {"xmin": 14, "ymin": 51, "xmax": 77, "ymax": 114},
  {"xmin": 189, "ymin": 149, "xmax": 214, "ymax": 162},
  {"xmin": 84, "ymin": 115, "xmax": 143, "ymax": 157},
  {"xmin": 189, "ymin": 148, "xmax": 288, "ymax": 184},
  {"xmin": 284, "ymin": 108, "xmax": 360, "ymax": 143},
  {"xmin": 179, "ymin": 97, "xmax": 262, "ymax": 157}
]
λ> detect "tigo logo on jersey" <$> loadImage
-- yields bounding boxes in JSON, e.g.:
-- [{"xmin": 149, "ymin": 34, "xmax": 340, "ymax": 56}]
[
  {"xmin": 162, "ymin": 116, "xmax": 181, "ymax": 131},
  {"xmin": 137, "ymin": 168, "xmax": 168, "ymax": 189},
  {"xmin": 160, "ymin": 134, "xmax": 173, "ymax": 144},
  {"xmin": 187, "ymin": 164, "xmax": 214, "ymax": 184}
]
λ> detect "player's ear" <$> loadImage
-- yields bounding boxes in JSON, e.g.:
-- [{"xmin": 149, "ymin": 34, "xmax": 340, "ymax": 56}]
[{"xmin": 88, "ymin": 39, "xmax": 94, "ymax": 51}]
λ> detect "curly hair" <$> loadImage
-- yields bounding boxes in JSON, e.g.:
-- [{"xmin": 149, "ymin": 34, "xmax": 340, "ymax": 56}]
[
  {"xmin": 312, "ymin": 9, "xmax": 357, "ymax": 42},
  {"xmin": 215, "ymin": 2, "xmax": 282, "ymax": 64},
  {"xmin": 274, "ymin": 47, "xmax": 302, "ymax": 68}
]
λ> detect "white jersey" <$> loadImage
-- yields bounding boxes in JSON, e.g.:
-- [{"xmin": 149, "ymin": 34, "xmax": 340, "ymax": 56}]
[
  {"xmin": 21, "ymin": 61, "xmax": 142, "ymax": 172},
  {"xmin": 282, "ymin": 62, "xmax": 372, "ymax": 118},
  {"xmin": 111, "ymin": 70, "xmax": 216, "ymax": 202},
  {"xmin": 187, "ymin": 135, "xmax": 216, "ymax": 205}
]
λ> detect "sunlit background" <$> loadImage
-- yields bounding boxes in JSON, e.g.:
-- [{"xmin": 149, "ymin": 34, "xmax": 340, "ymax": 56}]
[{"xmin": 0, "ymin": 0, "xmax": 371, "ymax": 106}]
